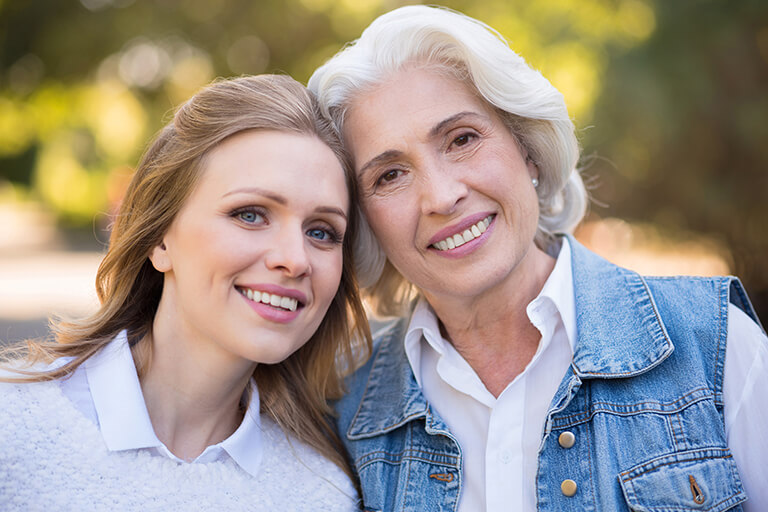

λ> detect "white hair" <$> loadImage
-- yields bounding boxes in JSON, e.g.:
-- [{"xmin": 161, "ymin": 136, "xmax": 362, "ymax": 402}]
[{"xmin": 309, "ymin": 4, "xmax": 587, "ymax": 295}]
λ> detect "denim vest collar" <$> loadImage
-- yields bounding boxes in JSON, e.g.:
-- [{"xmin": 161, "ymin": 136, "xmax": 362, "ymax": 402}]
[{"xmin": 348, "ymin": 235, "xmax": 674, "ymax": 437}]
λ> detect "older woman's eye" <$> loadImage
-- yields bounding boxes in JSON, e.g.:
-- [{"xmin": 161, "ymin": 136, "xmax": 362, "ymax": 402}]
[
  {"xmin": 376, "ymin": 169, "xmax": 403, "ymax": 185},
  {"xmin": 452, "ymin": 132, "xmax": 476, "ymax": 148}
]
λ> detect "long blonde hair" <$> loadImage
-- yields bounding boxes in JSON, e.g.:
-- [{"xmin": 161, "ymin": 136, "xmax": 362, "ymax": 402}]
[{"xmin": 1, "ymin": 74, "xmax": 371, "ymax": 478}]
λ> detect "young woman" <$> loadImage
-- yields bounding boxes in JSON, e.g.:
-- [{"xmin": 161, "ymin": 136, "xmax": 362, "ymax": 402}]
[{"xmin": 0, "ymin": 74, "xmax": 369, "ymax": 510}]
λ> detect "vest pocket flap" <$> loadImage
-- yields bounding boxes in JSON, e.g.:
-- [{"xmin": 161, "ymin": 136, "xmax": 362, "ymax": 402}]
[{"xmin": 618, "ymin": 448, "xmax": 746, "ymax": 512}]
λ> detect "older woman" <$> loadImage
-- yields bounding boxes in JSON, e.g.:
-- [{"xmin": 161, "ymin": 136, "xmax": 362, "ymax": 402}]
[{"xmin": 309, "ymin": 5, "xmax": 768, "ymax": 511}]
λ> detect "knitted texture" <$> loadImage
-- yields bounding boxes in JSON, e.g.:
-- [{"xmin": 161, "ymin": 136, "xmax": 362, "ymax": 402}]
[{"xmin": 0, "ymin": 381, "xmax": 359, "ymax": 511}]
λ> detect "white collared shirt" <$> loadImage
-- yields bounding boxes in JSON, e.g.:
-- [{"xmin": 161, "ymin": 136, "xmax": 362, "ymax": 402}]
[
  {"xmin": 58, "ymin": 330, "xmax": 263, "ymax": 477},
  {"xmin": 404, "ymin": 238, "xmax": 768, "ymax": 511}
]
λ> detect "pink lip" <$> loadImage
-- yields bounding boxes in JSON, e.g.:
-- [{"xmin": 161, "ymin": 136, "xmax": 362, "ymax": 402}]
[
  {"xmin": 236, "ymin": 283, "xmax": 308, "ymax": 325},
  {"xmin": 237, "ymin": 283, "xmax": 307, "ymax": 305},
  {"xmin": 427, "ymin": 212, "xmax": 494, "ymax": 247},
  {"xmin": 427, "ymin": 213, "xmax": 495, "ymax": 259}
]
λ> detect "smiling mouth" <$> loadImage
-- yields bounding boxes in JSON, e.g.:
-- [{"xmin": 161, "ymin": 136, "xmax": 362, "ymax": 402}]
[
  {"xmin": 430, "ymin": 214, "xmax": 494, "ymax": 251},
  {"xmin": 236, "ymin": 286, "xmax": 301, "ymax": 312}
]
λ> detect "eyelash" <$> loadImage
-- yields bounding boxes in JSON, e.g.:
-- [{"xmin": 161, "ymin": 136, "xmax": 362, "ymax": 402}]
[
  {"xmin": 230, "ymin": 206, "xmax": 343, "ymax": 245},
  {"xmin": 374, "ymin": 168, "xmax": 405, "ymax": 188},
  {"xmin": 231, "ymin": 206, "xmax": 266, "ymax": 225},
  {"xmin": 306, "ymin": 226, "xmax": 344, "ymax": 245},
  {"xmin": 449, "ymin": 131, "xmax": 478, "ymax": 149}
]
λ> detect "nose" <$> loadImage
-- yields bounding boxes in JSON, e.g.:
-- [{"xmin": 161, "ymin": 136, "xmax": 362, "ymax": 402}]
[
  {"xmin": 264, "ymin": 226, "xmax": 311, "ymax": 278},
  {"xmin": 419, "ymin": 162, "xmax": 469, "ymax": 216}
]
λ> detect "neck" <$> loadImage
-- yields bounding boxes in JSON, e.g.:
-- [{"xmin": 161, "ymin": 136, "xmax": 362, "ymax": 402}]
[
  {"xmin": 423, "ymin": 244, "xmax": 556, "ymax": 397},
  {"xmin": 136, "ymin": 300, "xmax": 256, "ymax": 461}
]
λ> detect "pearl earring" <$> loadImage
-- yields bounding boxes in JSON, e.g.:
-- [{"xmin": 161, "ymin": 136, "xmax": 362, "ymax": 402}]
[{"xmin": 531, "ymin": 177, "xmax": 539, "ymax": 188}]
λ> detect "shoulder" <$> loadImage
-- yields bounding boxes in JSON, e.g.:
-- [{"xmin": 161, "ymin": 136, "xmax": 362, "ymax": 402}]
[
  {"xmin": 334, "ymin": 318, "xmax": 408, "ymax": 427},
  {"xmin": 257, "ymin": 416, "xmax": 360, "ymax": 510}
]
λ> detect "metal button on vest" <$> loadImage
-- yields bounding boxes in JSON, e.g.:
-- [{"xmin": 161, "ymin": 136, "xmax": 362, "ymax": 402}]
[
  {"xmin": 558, "ymin": 431, "xmax": 576, "ymax": 449},
  {"xmin": 561, "ymin": 479, "xmax": 578, "ymax": 497}
]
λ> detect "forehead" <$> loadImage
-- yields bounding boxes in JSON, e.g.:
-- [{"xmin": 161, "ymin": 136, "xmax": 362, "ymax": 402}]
[
  {"xmin": 344, "ymin": 67, "xmax": 495, "ymax": 152},
  {"xmin": 191, "ymin": 130, "xmax": 349, "ymax": 209}
]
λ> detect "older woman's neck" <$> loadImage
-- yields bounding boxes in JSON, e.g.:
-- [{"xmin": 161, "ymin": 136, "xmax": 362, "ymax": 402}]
[{"xmin": 423, "ymin": 245, "xmax": 556, "ymax": 397}]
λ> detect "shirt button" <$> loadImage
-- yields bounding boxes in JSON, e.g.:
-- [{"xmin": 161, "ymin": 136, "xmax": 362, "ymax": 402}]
[
  {"xmin": 561, "ymin": 479, "xmax": 578, "ymax": 497},
  {"xmin": 500, "ymin": 450, "xmax": 512, "ymax": 464},
  {"xmin": 558, "ymin": 431, "xmax": 576, "ymax": 449}
]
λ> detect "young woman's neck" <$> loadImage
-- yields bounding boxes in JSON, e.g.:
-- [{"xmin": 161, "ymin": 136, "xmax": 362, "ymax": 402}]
[{"xmin": 134, "ymin": 304, "xmax": 256, "ymax": 461}]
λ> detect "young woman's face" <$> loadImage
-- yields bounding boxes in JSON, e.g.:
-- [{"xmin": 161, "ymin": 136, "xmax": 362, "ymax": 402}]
[{"xmin": 151, "ymin": 130, "xmax": 348, "ymax": 370}]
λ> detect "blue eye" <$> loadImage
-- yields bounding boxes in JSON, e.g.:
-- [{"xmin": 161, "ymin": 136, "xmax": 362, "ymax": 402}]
[
  {"xmin": 232, "ymin": 208, "xmax": 265, "ymax": 225},
  {"xmin": 307, "ymin": 228, "xmax": 330, "ymax": 240},
  {"xmin": 307, "ymin": 227, "xmax": 343, "ymax": 244}
]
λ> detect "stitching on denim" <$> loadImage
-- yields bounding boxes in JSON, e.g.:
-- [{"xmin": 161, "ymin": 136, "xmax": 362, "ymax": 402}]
[
  {"xmin": 550, "ymin": 388, "xmax": 713, "ymax": 428},
  {"xmin": 714, "ymin": 278, "xmax": 728, "ymax": 408},
  {"xmin": 585, "ymin": 419, "xmax": 596, "ymax": 503},
  {"xmin": 401, "ymin": 445, "xmax": 412, "ymax": 512},
  {"xmin": 619, "ymin": 450, "xmax": 732, "ymax": 480}
]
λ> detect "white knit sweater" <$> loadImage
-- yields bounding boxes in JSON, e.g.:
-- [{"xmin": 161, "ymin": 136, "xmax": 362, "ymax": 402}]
[{"xmin": 0, "ymin": 380, "xmax": 359, "ymax": 511}]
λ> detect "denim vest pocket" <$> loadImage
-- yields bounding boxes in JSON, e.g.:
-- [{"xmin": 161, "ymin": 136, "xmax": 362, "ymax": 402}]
[{"xmin": 618, "ymin": 447, "xmax": 746, "ymax": 511}]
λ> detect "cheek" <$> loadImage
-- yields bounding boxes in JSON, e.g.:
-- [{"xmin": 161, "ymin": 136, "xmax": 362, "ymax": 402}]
[
  {"xmin": 314, "ymin": 252, "xmax": 345, "ymax": 304},
  {"xmin": 362, "ymin": 196, "xmax": 411, "ymax": 244}
]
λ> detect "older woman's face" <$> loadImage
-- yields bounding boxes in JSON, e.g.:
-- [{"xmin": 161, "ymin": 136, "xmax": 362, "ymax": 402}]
[{"xmin": 344, "ymin": 67, "xmax": 542, "ymax": 304}]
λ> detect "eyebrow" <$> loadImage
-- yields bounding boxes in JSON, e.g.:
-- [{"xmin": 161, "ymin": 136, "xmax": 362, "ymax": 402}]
[
  {"xmin": 357, "ymin": 111, "xmax": 483, "ymax": 179},
  {"xmin": 222, "ymin": 187, "xmax": 347, "ymax": 221},
  {"xmin": 428, "ymin": 111, "xmax": 479, "ymax": 138}
]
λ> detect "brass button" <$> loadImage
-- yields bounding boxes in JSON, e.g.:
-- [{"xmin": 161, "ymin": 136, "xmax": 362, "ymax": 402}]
[
  {"xmin": 558, "ymin": 431, "xmax": 576, "ymax": 449},
  {"xmin": 561, "ymin": 479, "xmax": 577, "ymax": 497}
]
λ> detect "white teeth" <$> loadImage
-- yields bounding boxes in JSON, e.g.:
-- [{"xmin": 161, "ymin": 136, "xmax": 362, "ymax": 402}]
[
  {"xmin": 239, "ymin": 287, "xmax": 298, "ymax": 311},
  {"xmin": 432, "ymin": 215, "xmax": 494, "ymax": 251}
]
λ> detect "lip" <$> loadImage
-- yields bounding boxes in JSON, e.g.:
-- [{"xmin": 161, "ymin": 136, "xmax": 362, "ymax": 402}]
[
  {"xmin": 235, "ymin": 283, "xmax": 308, "ymax": 324},
  {"xmin": 427, "ymin": 213, "xmax": 495, "ymax": 259},
  {"xmin": 237, "ymin": 283, "xmax": 308, "ymax": 305},
  {"xmin": 427, "ymin": 211, "xmax": 495, "ymax": 247}
]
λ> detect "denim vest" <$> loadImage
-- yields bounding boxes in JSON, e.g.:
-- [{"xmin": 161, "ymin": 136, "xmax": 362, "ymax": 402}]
[{"xmin": 335, "ymin": 237, "xmax": 762, "ymax": 511}]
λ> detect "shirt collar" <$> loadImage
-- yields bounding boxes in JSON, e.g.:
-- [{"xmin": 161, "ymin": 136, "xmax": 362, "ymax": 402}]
[
  {"xmin": 85, "ymin": 331, "xmax": 263, "ymax": 477},
  {"xmin": 404, "ymin": 237, "xmax": 578, "ymax": 383},
  {"xmin": 530, "ymin": 237, "xmax": 577, "ymax": 352}
]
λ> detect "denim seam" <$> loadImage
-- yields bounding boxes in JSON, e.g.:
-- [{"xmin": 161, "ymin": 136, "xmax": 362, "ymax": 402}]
[
  {"xmin": 619, "ymin": 450, "xmax": 732, "ymax": 480},
  {"xmin": 551, "ymin": 388, "xmax": 713, "ymax": 428}
]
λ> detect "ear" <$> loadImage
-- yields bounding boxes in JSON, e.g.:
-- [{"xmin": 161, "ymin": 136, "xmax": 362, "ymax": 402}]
[
  {"xmin": 149, "ymin": 241, "xmax": 172, "ymax": 273},
  {"xmin": 525, "ymin": 155, "xmax": 539, "ymax": 180}
]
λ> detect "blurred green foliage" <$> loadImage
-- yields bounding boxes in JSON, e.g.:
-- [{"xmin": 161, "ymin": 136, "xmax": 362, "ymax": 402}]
[{"xmin": 1, "ymin": 0, "xmax": 766, "ymax": 317}]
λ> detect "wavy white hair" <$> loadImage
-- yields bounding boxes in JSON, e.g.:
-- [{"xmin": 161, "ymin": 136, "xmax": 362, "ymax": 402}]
[{"xmin": 309, "ymin": 5, "xmax": 587, "ymax": 310}]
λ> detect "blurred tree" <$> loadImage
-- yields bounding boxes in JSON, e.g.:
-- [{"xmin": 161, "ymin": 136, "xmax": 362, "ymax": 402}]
[
  {"xmin": 0, "ymin": 0, "xmax": 765, "ymax": 319},
  {"xmin": 585, "ymin": 0, "xmax": 768, "ymax": 319}
]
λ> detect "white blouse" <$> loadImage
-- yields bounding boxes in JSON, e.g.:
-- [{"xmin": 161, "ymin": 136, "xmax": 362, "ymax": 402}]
[
  {"xmin": 57, "ymin": 330, "xmax": 264, "ymax": 476},
  {"xmin": 405, "ymin": 238, "xmax": 768, "ymax": 512}
]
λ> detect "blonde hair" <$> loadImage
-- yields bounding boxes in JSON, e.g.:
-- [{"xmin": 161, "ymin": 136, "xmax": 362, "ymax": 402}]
[
  {"xmin": 308, "ymin": 5, "xmax": 587, "ymax": 317},
  {"xmin": 1, "ymin": 74, "xmax": 371, "ymax": 478}
]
